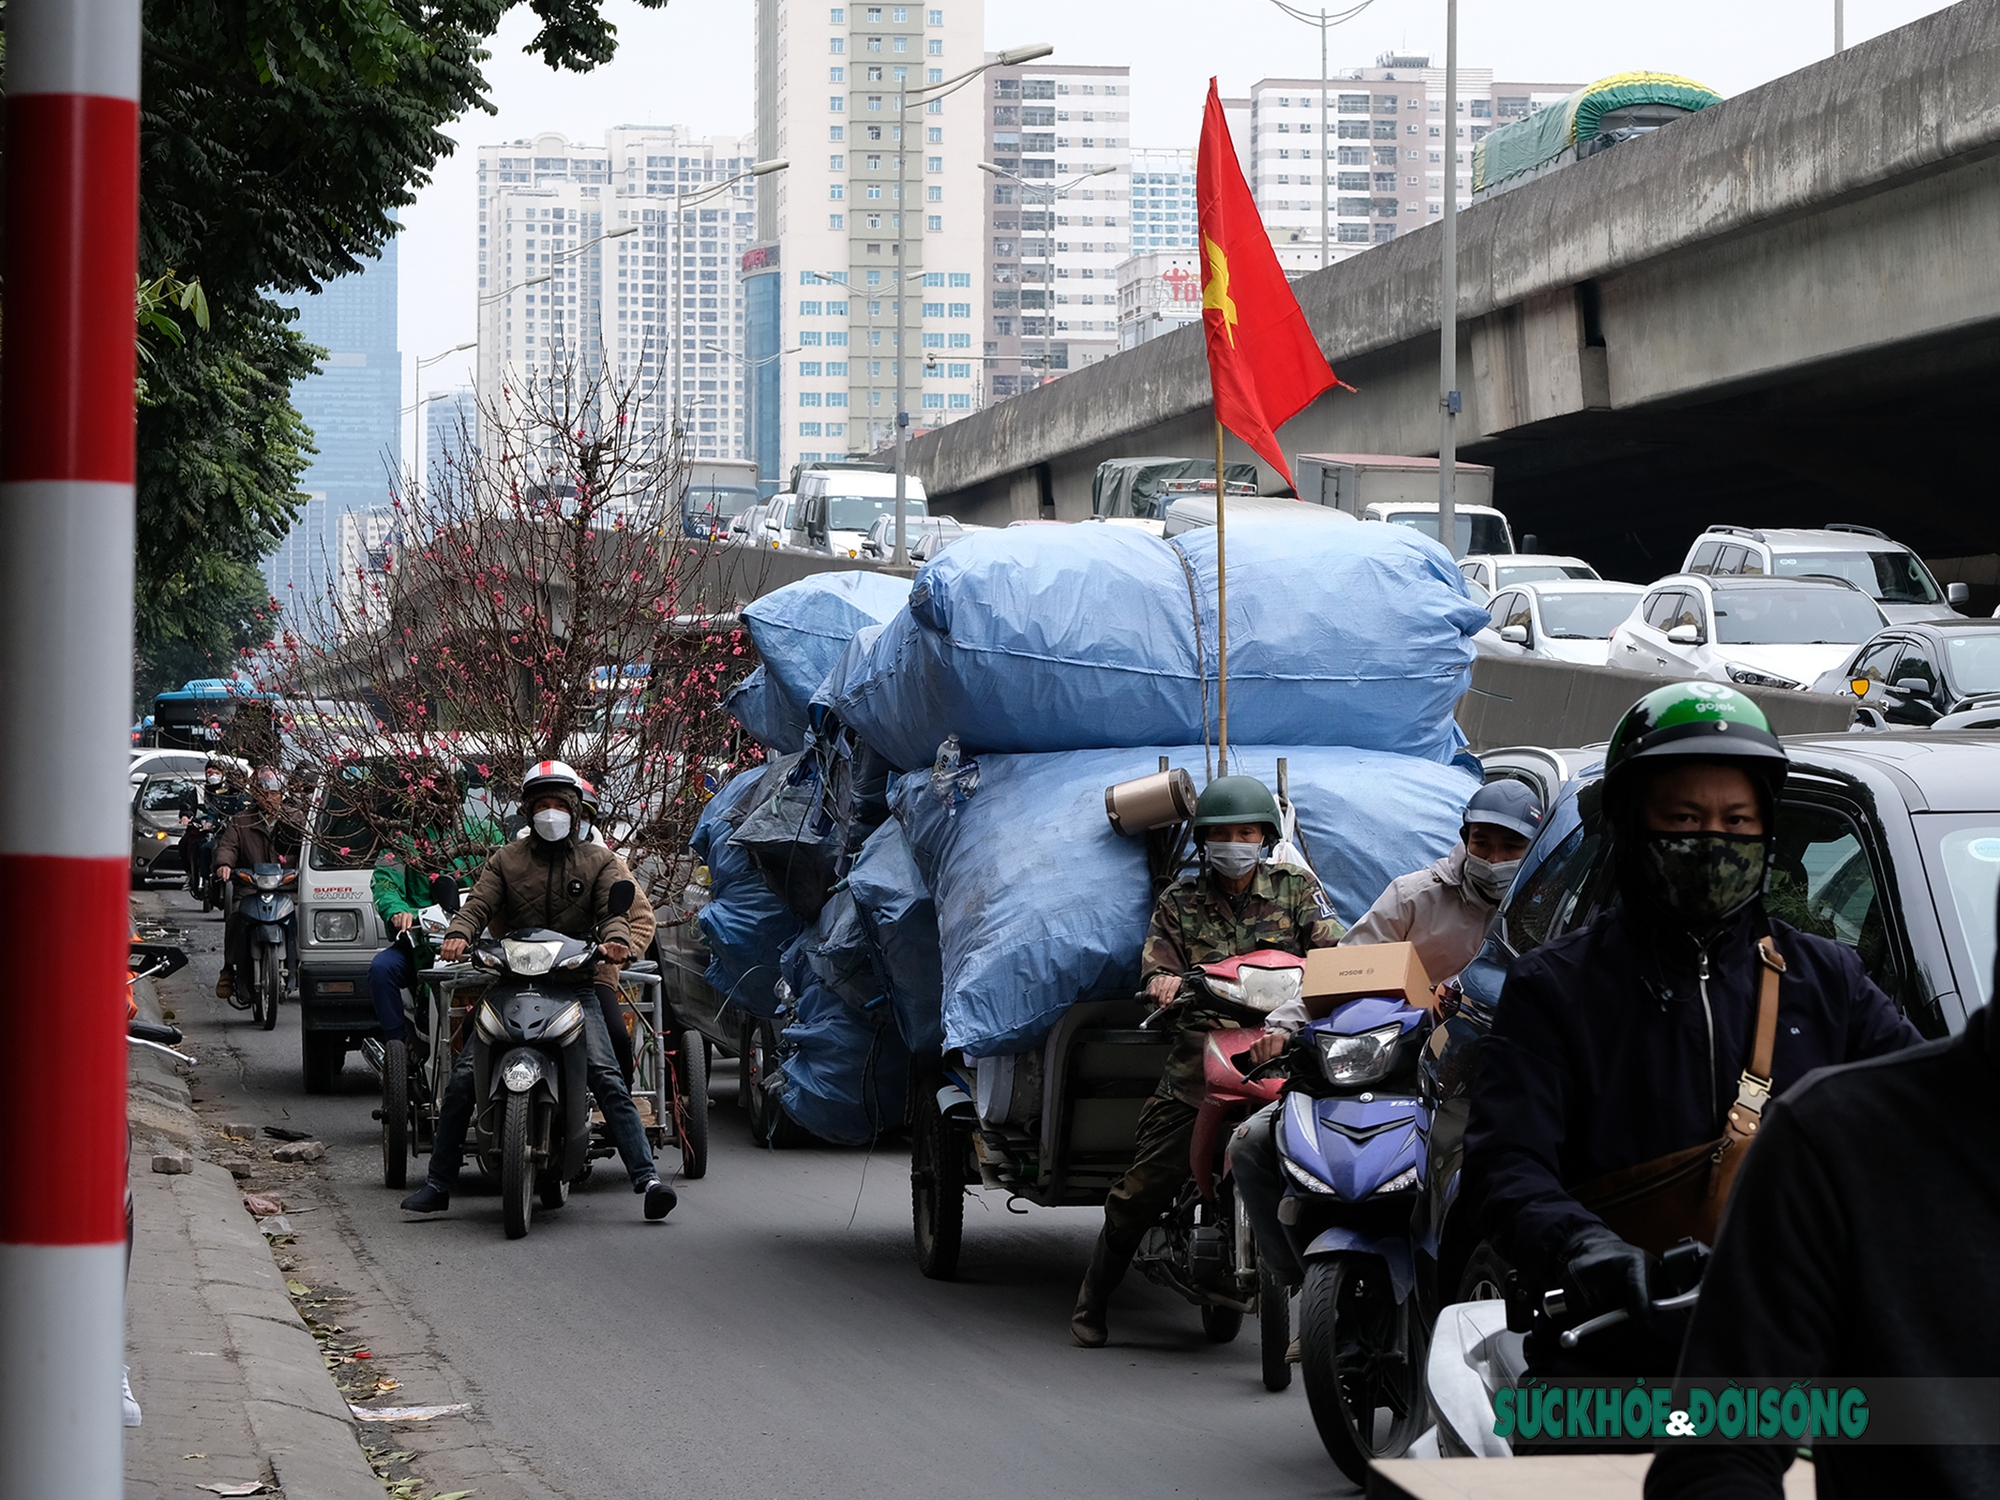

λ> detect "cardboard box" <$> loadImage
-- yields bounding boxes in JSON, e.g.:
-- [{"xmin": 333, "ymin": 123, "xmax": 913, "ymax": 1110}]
[{"xmin": 1303, "ymin": 942, "xmax": 1435, "ymax": 1018}]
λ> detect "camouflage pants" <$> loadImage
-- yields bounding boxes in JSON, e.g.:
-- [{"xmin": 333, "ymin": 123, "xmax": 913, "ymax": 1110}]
[{"xmin": 1101, "ymin": 1095, "xmax": 1200, "ymax": 1262}]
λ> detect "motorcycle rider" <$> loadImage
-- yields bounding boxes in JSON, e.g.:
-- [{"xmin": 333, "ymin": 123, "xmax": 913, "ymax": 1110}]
[
  {"xmin": 1226, "ymin": 778, "xmax": 1546, "ymax": 1292},
  {"xmin": 1070, "ymin": 775, "xmax": 1344, "ymax": 1348},
  {"xmin": 577, "ymin": 778, "xmax": 654, "ymax": 1090},
  {"xmin": 183, "ymin": 759, "xmax": 245, "ymax": 895},
  {"xmin": 212, "ymin": 767, "xmax": 301, "ymax": 999},
  {"xmin": 1461, "ymin": 683, "xmax": 1921, "ymax": 1378},
  {"xmin": 398, "ymin": 760, "xmax": 677, "ymax": 1221}
]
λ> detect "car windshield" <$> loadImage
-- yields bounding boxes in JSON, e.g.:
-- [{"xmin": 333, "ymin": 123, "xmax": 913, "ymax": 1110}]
[
  {"xmin": 140, "ymin": 778, "xmax": 197, "ymax": 813},
  {"xmin": 1945, "ymin": 635, "xmax": 2000, "ymax": 697},
  {"xmin": 1537, "ymin": 591, "xmax": 1643, "ymax": 640},
  {"xmin": 1769, "ymin": 549, "xmax": 1943, "ymax": 604},
  {"xmin": 1710, "ymin": 587, "xmax": 1882, "ymax": 645},
  {"xmin": 684, "ymin": 486, "xmax": 760, "ymax": 524},
  {"xmin": 1386, "ymin": 511, "xmax": 1512, "ymax": 557},
  {"xmin": 1915, "ymin": 818, "xmax": 2000, "ymax": 1008},
  {"xmin": 1496, "ymin": 563, "xmax": 1595, "ymax": 586},
  {"xmin": 830, "ymin": 495, "xmax": 927, "ymax": 532}
]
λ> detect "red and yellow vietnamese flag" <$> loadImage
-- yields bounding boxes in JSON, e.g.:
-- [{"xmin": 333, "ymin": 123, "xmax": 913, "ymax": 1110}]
[{"xmin": 1197, "ymin": 78, "xmax": 1338, "ymax": 489}]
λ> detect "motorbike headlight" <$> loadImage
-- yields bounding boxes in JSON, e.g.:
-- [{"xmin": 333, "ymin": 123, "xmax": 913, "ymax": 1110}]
[
  {"xmin": 312, "ymin": 907, "xmax": 360, "ymax": 943},
  {"xmin": 1316, "ymin": 1024, "xmax": 1404, "ymax": 1088},
  {"xmin": 253, "ymin": 871, "xmax": 283, "ymax": 891},
  {"xmin": 1282, "ymin": 1156, "xmax": 1339, "ymax": 1196},
  {"xmin": 500, "ymin": 938, "xmax": 564, "ymax": 976},
  {"xmin": 502, "ymin": 1056, "xmax": 541, "ymax": 1092},
  {"xmin": 476, "ymin": 1001, "xmax": 506, "ymax": 1041},
  {"xmin": 1373, "ymin": 1166, "xmax": 1420, "ymax": 1196}
]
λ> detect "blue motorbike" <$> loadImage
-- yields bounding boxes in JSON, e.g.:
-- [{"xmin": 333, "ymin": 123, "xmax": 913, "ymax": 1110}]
[{"xmin": 1271, "ymin": 995, "xmax": 1431, "ymax": 1484}]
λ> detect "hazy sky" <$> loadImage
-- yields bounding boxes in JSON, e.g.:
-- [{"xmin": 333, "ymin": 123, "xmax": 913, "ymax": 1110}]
[{"xmin": 393, "ymin": 0, "xmax": 1958, "ymax": 461}]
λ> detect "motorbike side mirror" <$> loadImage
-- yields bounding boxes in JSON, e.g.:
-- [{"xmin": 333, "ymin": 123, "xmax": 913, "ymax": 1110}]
[
  {"xmin": 430, "ymin": 874, "xmax": 461, "ymax": 913},
  {"xmin": 606, "ymin": 879, "xmax": 635, "ymax": 918}
]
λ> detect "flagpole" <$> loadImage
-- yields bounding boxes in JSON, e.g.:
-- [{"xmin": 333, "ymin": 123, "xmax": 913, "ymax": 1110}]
[{"xmin": 1214, "ymin": 413, "xmax": 1230, "ymax": 768}]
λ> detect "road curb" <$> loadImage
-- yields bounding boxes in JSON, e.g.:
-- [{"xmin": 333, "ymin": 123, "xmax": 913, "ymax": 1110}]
[{"xmin": 129, "ymin": 976, "xmax": 387, "ymax": 1500}]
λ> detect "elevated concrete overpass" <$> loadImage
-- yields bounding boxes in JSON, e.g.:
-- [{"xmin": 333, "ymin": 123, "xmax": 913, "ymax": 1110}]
[{"xmin": 909, "ymin": 1, "xmax": 2000, "ymax": 588}]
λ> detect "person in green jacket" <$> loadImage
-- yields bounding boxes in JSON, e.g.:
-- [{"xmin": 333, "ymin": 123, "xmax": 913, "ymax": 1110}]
[{"xmin": 367, "ymin": 817, "xmax": 496, "ymax": 1053}]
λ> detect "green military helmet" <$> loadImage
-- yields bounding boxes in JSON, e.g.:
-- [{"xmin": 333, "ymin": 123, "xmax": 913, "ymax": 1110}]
[
  {"xmin": 1191, "ymin": 774, "xmax": 1282, "ymax": 842},
  {"xmin": 1603, "ymin": 681, "xmax": 1789, "ymax": 822}
]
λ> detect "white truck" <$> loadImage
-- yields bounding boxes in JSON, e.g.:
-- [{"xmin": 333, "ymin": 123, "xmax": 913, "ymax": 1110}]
[
  {"xmin": 1293, "ymin": 453, "xmax": 1513, "ymax": 556},
  {"xmin": 679, "ymin": 459, "xmax": 762, "ymax": 539},
  {"xmin": 797, "ymin": 468, "xmax": 929, "ymax": 558}
]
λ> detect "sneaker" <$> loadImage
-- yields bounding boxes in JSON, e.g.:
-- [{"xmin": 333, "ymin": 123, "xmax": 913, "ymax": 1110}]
[
  {"xmin": 213, "ymin": 970, "xmax": 233, "ymax": 999},
  {"xmin": 122, "ymin": 1367, "xmax": 142, "ymax": 1428},
  {"xmin": 399, "ymin": 1183, "xmax": 451, "ymax": 1214},
  {"xmin": 1286, "ymin": 1336, "xmax": 1303, "ymax": 1365},
  {"xmin": 641, "ymin": 1178, "xmax": 678, "ymax": 1220}
]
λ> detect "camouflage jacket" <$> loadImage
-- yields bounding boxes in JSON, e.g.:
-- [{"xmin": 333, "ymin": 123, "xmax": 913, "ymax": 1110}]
[{"xmin": 1142, "ymin": 863, "xmax": 1345, "ymax": 1104}]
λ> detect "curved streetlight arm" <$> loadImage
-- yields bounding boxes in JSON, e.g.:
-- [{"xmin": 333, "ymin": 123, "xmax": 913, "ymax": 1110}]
[{"xmin": 479, "ymin": 223, "xmax": 638, "ymax": 304}]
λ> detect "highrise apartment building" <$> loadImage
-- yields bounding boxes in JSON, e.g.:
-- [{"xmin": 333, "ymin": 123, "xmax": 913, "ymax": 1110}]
[
  {"xmin": 979, "ymin": 61, "xmax": 1132, "ymax": 401},
  {"xmin": 1247, "ymin": 56, "xmax": 1574, "ymax": 265},
  {"xmin": 475, "ymin": 128, "xmax": 758, "ymax": 464},
  {"xmin": 263, "ymin": 241, "xmax": 400, "ymax": 612},
  {"xmin": 750, "ymin": 0, "xmax": 987, "ymax": 479}
]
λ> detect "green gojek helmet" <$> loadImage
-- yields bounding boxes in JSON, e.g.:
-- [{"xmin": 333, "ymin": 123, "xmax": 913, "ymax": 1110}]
[
  {"xmin": 1603, "ymin": 681, "xmax": 1790, "ymax": 826},
  {"xmin": 1191, "ymin": 775, "xmax": 1282, "ymax": 843}
]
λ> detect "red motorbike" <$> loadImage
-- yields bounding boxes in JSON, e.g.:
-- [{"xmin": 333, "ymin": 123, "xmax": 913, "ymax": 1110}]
[{"xmin": 1133, "ymin": 950, "xmax": 1297, "ymax": 1391}]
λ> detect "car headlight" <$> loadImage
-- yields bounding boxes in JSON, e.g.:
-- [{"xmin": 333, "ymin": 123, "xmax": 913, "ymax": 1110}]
[
  {"xmin": 477, "ymin": 1001, "xmax": 506, "ymax": 1041},
  {"xmin": 501, "ymin": 938, "xmax": 564, "ymax": 976},
  {"xmin": 313, "ymin": 909, "xmax": 361, "ymax": 943},
  {"xmin": 1726, "ymin": 664, "xmax": 1801, "ymax": 690},
  {"xmin": 502, "ymin": 1055, "xmax": 541, "ymax": 1092},
  {"xmin": 1316, "ymin": 1024, "xmax": 1404, "ymax": 1088},
  {"xmin": 1282, "ymin": 1155, "xmax": 1339, "ymax": 1196}
]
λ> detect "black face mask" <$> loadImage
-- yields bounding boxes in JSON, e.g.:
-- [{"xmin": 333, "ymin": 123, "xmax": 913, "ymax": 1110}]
[{"xmin": 1637, "ymin": 832, "xmax": 1768, "ymax": 927}]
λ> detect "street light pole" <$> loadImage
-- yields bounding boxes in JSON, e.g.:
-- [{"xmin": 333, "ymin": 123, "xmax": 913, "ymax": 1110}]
[
  {"xmin": 411, "ymin": 340, "xmax": 476, "ymax": 479},
  {"xmin": 1437, "ymin": 0, "xmax": 1460, "ymax": 559},
  {"xmin": 1835, "ymin": 0, "xmax": 1845, "ymax": 51},
  {"xmin": 705, "ymin": 341, "xmax": 800, "ymax": 486},
  {"xmin": 1269, "ymin": 2, "xmax": 1374, "ymax": 271},
  {"xmin": 979, "ymin": 161, "xmax": 1116, "ymax": 399}
]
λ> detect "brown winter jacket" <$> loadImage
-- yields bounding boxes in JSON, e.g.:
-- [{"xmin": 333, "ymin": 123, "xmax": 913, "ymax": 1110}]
[
  {"xmin": 446, "ymin": 835, "xmax": 635, "ymax": 950},
  {"xmin": 213, "ymin": 810, "xmax": 302, "ymax": 873}
]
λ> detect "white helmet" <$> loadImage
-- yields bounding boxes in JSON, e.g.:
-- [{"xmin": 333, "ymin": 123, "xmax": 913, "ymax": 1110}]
[{"xmin": 519, "ymin": 758, "xmax": 584, "ymax": 813}]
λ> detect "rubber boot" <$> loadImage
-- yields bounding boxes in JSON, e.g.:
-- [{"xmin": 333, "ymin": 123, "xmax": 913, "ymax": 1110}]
[{"xmin": 1070, "ymin": 1229, "xmax": 1131, "ymax": 1348}]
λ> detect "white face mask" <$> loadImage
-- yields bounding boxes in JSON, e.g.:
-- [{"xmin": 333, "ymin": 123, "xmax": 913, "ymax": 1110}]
[
  {"xmin": 532, "ymin": 808, "xmax": 573, "ymax": 843},
  {"xmin": 1463, "ymin": 853, "xmax": 1521, "ymax": 904},
  {"xmin": 1205, "ymin": 840, "xmax": 1264, "ymax": 880}
]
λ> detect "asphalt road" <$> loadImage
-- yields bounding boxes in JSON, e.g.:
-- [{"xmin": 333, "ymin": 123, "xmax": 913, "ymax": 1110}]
[{"xmin": 145, "ymin": 884, "xmax": 1358, "ymax": 1499}]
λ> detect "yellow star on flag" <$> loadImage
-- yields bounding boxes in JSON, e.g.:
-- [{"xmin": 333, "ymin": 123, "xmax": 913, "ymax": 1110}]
[{"xmin": 1202, "ymin": 233, "xmax": 1238, "ymax": 348}]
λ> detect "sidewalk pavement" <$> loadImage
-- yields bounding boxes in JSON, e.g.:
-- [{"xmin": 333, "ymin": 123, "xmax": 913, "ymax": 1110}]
[{"xmin": 125, "ymin": 974, "xmax": 385, "ymax": 1500}]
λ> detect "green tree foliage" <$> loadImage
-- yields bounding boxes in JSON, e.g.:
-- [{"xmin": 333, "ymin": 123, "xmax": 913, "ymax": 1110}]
[{"xmin": 118, "ymin": 0, "xmax": 663, "ymax": 696}]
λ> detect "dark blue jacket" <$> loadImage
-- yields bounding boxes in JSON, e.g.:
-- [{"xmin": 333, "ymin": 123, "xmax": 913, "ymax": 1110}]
[{"xmin": 1464, "ymin": 900, "xmax": 1921, "ymax": 1288}]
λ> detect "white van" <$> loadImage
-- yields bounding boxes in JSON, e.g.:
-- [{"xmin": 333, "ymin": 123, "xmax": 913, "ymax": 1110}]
[{"xmin": 797, "ymin": 469, "xmax": 929, "ymax": 557}]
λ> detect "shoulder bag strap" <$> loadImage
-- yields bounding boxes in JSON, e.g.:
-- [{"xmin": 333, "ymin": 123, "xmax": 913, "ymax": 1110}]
[{"xmin": 1724, "ymin": 937, "xmax": 1787, "ymax": 1140}]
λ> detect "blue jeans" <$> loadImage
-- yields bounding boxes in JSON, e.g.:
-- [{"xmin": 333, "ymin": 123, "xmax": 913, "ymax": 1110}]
[
  {"xmin": 369, "ymin": 945, "xmax": 416, "ymax": 1040},
  {"xmin": 425, "ymin": 989, "xmax": 654, "ymax": 1193}
]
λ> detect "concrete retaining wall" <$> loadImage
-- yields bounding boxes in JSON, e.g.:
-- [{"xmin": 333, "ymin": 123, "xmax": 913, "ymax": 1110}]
[{"xmin": 1456, "ymin": 655, "xmax": 1856, "ymax": 753}]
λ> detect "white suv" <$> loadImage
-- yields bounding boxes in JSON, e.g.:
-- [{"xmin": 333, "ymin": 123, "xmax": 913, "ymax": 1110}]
[
  {"xmin": 1681, "ymin": 525, "xmax": 1964, "ymax": 625},
  {"xmin": 1609, "ymin": 574, "xmax": 1887, "ymax": 691}
]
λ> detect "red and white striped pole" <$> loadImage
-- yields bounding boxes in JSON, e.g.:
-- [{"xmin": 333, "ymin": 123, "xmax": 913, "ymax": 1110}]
[{"xmin": 0, "ymin": 0, "xmax": 142, "ymax": 1494}]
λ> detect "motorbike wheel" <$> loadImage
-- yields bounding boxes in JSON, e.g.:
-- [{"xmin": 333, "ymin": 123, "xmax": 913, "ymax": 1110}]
[
  {"xmin": 909, "ymin": 1084, "xmax": 965, "ymax": 1281},
  {"xmin": 301, "ymin": 1029, "xmax": 345, "ymax": 1095},
  {"xmin": 537, "ymin": 1169, "xmax": 570, "ymax": 1212},
  {"xmin": 258, "ymin": 948, "xmax": 280, "ymax": 1031},
  {"xmin": 1299, "ymin": 1255, "xmax": 1423, "ymax": 1485},
  {"xmin": 740, "ymin": 1017, "xmax": 812, "ymax": 1149},
  {"xmin": 1259, "ymin": 1261, "xmax": 1293, "ymax": 1393},
  {"xmin": 677, "ymin": 1029, "xmax": 709, "ymax": 1180},
  {"xmin": 500, "ymin": 1091, "xmax": 535, "ymax": 1240},
  {"xmin": 379, "ymin": 1039, "xmax": 409, "ymax": 1190},
  {"xmin": 1200, "ymin": 1303, "xmax": 1244, "ymax": 1344}
]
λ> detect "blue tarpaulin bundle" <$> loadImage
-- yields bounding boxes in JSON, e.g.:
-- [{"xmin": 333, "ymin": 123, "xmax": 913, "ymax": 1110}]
[
  {"xmin": 894, "ymin": 744, "xmax": 1481, "ymax": 1058},
  {"xmin": 777, "ymin": 976, "xmax": 911, "ymax": 1145},
  {"xmin": 691, "ymin": 768, "xmax": 802, "ymax": 1018},
  {"xmin": 741, "ymin": 571, "xmax": 911, "ymax": 714},
  {"xmin": 828, "ymin": 520, "xmax": 1486, "ymax": 770},
  {"xmin": 845, "ymin": 819, "xmax": 945, "ymax": 1055},
  {"xmin": 721, "ymin": 666, "xmax": 807, "ymax": 755}
]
